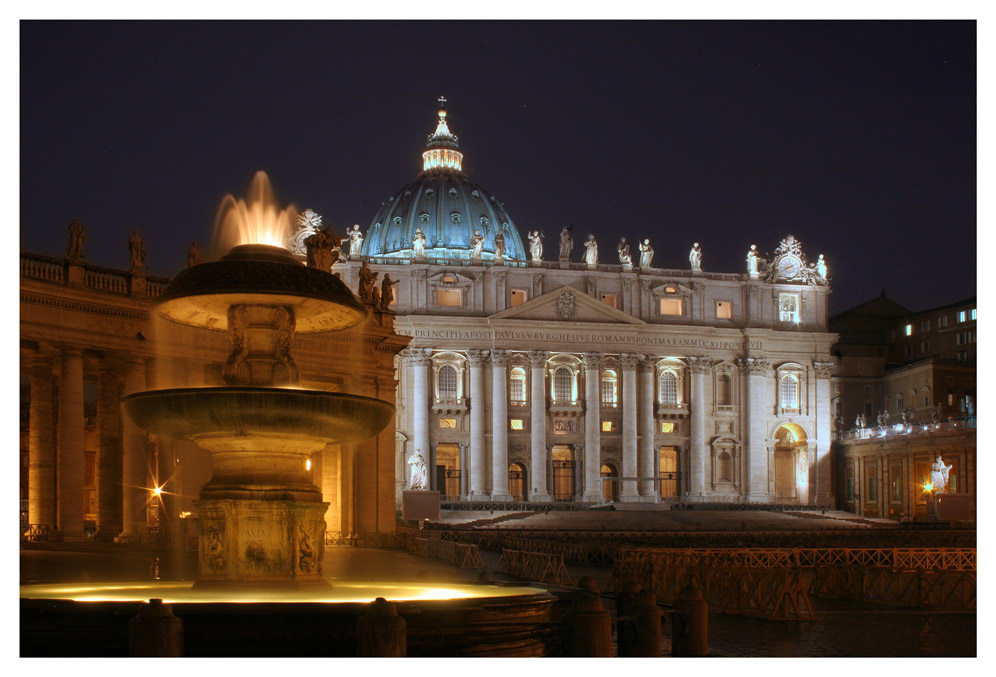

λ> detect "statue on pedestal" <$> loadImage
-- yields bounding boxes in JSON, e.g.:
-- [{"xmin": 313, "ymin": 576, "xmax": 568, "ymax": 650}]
[
  {"xmin": 689, "ymin": 242, "xmax": 702, "ymax": 272},
  {"xmin": 528, "ymin": 230, "xmax": 543, "ymax": 261},
  {"xmin": 930, "ymin": 455, "xmax": 953, "ymax": 493},
  {"xmin": 347, "ymin": 224, "xmax": 364, "ymax": 257},
  {"xmin": 304, "ymin": 228, "xmax": 339, "ymax": 272},
  {"xmin": 639, "ymin": 238, "xmax": 654, "ymax": 268},
  {"xmin": 617, "ymin": 237, "xmax": 632, "ymax": 265},
  {"xmin": 380, "ymin": 274, "xmax": 399, "ymax": 311},
  {"xmin": 584, "ymin": 234, "xmax": 598, "ymax": 265},
  {"xmin": 129, "ymin": 229, "xmax": 146, "ymax": 271},
  {"xmin": 494, "ymin": 230, "xmax": 506, "ymax": 259},
  {"xmin": 407, "ymin": 451, "xmax": 428, "ymax": 490},
  {"xmin": 746, "ymin": 245, "xmax": 759, "ymax": 276},
  {"xmin": 187, "ymin": 241, "xmax": 204, "ymax": 268},
  {"xmin": 371, "ymin": 273, "xmax": 381, "ymax": 308},
  {"xmin": 470, "ymin": 229, "xmax": 485, "ymax": 259},
  {"xmin": 412, "ymin": 227, "xmax": 427, "ymax": 257},
  {"xmin": 66, "ymin": 219, "xmax": 86, "ymax": 261},
  {"xmin": 358, "ymin": 261, "xmax": 376, "ymax": 302},
  {"xmin": 559, "ymin": 226, "xmax": 574, "ymax": 261}
]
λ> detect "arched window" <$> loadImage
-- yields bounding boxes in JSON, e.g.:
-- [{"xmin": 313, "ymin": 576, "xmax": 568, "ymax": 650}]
[
  {"xmin": 438, "ymin": 365, "xmax": 458, "ymax": 400},
  {"xmin": 659, "ymin": 371, "xmax": 678, "ymax": 405},
  {"xmin": 601, "ymin": 369, "xmax": 618, "ymax": 405},
  {"xmin": 717, "ymin": 374, "xmax": 732, "ymax": 406},
  {"xmin": 779, "ymin": 375, "xmax": 799, "ymax": 410},
  {"xmin": 510, "ymin": 367, "xmax": 527, "ymax": 404},
  {"xmin": 554, "ymin": 367, "xmax": 574, "ymax": 404}
]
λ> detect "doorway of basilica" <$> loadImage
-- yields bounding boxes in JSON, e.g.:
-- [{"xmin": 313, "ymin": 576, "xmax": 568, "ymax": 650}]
[
  {"xmin": 773, "ymin": 424, "xmax": 807, "ymax": 500},
  {"xmin": 600, "ymin": 463, "xmax": 619, "ymax": 502},
  {"xmin": 551, "ymin": 445, "xmax": 575, "ymax": 501},
  {"xmin": 509, "ymin": 463, "xmax": 526, "ymax": 501},
  {"xmin": 658, "ymin": 447, "xmax": 679, "ymax": 499},
  {"xmin": 435, "ymin": 443, "xmax": 461, "ymax": 500}
]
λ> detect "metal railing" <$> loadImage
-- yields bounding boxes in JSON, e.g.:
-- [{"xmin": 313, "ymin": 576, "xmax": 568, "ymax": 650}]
[{"xmin": 835, "ymin": 417, "xmax": 976, "ymax": 441}]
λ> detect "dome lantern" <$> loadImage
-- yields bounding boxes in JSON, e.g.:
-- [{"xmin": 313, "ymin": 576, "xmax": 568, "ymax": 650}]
[{"xmin": 422, "ymin": 96, "xmax": 464, "ymax": 173}]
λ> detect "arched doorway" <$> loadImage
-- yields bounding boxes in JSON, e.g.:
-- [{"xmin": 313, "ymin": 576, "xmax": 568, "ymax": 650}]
[
  {"xmin": 600, "ymin": 463, "xmax": 619, "ymax": 502},
  {"xmin": 659, "ymin": 447, "xmax": 679, "ymax": 499},
  {"xmin": 509, "ymin": 463, "xmax": 526, "ymax": 501},
  {"xmin": 435, "ymin": 443, "xmax": 461, "ymax": 500},
  {"xmin": 552, "ymin": 445, "xmax": 575, "ymax": 501},
  {"xmin": 773, "ymin": 424, "xmax": 807, "ymax": 500}
]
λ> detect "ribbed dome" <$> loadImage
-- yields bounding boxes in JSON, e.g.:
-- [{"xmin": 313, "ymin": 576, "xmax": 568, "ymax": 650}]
[{"xmin": 362, "ymin": 98, "xmax": 527, "ymax": 261}]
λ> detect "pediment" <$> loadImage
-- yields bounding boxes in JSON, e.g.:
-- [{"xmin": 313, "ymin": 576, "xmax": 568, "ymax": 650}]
[
  {"xmin": 427, "ymin": 270, "xmax": 475, "ymax": 287},
  {"xmin": 652, "ymin": 281, "xmax": 693, "ymax": 296},
  {"xmin": 490, "ymin": 286, "xmax": 644, "ymax": 324}
]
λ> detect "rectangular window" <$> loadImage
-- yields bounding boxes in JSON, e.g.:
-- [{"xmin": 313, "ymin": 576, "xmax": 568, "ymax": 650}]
[
  {"xmin": 957, "ymin": 351, "xmax": 968, "ymax": 362},
  {"xmin": 847, "ymin": 477, "xmax": 854, "ymax": 501},
  {"xmin": 778, "ymin": 294, "xmax": 799, "ymax": 323},
  {"xmin": 715, "ymin": 301, "xmax": 732, "ymax": 319},
  {"xmin": 921, "ymin": 341, "xmax": 930, "ymax": 354},
  {"xmin": 660, "ymin": 422, "xmax": 675, "ymax": 434},
  {"xmin": 971, "ymin": 308, "xmax": 976, "ymax": 320},
  {"xmin": 904, "ymin": 345, "xmax": 913, "ymax": 359},
  {"xmin": 921, "ymin": 320, "xmax": 930, "ymax": 332},
  {"xmin": 896, "ymin": 396, "xmax": 903, "ymax": 412},
  {"xmin": 958, "ymin": 310, "xmax": 966, "ymax": 322},
  {"xmin": 510, "ymin": 289, "xmax": 528, "ymax": 306},
  {"xmin": 905, "ymin": 324, "xmax": 913, "ymax": 336},
  {"xmin": 947, "ymin": 393, "xmax": 955, "ymax": 406},
  {"xmin": 939, "ymin": 315, "xmax": 948, "ymax": 328},
  {"xmin": 660, "ymin": 298, "xmax": 683, "ymax": 316},
  {"xmin": 436, "ymin": 288, "xmax": 463, "ymax": 307},
  {"xmin": 439, "ymin": 418, "xmax": 457, "ymax": 429},
  {"xmin": 600, "ymin": 293, "xmax": 618, "ymax": 308},
  {"xmin": 601, "ymin": 421, "xmax": 614, "ymax": 432},
  {"xmin": 510, "ymin": 419, "xmax": 524, "ymax": 430},
  {"xmin": 869, "ymin": 477, "xmax": 877, "ymax": 502}
]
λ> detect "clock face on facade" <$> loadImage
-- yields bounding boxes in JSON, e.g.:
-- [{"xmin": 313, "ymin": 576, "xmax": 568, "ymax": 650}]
[{"xmin": 777, "ymin": 254, "xmax": 802, "ymax": 280}]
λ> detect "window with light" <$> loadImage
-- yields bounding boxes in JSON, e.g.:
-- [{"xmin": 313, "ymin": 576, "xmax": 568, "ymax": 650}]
[
  {"xmin": 660, "ymin": 298, "xmax": 683, "ymax": 316},
  {"xmin": 554, "ymin": 367, "xmax": 574, "ymax": 403},
  {"xmin": 509, "ymin": 367, "xmax": 527, "ymax": 404},
  {"xmin": 437, "ymin": 288, "xmax": 462, "ymax": 306},
  {"xmin": 601, "ymin": 369, "xmax": 618, "ymax": 405},
  {"xmin": 715, "ymin": 301, "xmax": 732, "ymax": 319},
  {"xmin": 779, "ymin": 294, "xmax": 800, "ymax": 323},
  {"xmin": 659, "ymin": 371, "xmax": 678, "ymax": 405},
  {"xmin": 779, "ymin": 375, "xmax": 799, "ymax": 410},
  {"xmin": 438, "ymin": 365, "xmax": 458, "ymax": 400}
]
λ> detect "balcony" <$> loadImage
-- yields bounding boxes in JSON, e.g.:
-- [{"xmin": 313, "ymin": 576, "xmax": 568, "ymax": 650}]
[{"xmin": 834, "ymin": 416, "xmax": 976, "ymax": 442}]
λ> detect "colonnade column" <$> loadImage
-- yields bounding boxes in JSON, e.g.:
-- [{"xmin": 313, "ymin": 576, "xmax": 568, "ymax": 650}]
[
  {"xmin": 119, "ymin": 355, "xmax": 148, "ymax": 541},
  {"xmin": 687, "ymin": 357, "xmax": 712, "ymax": 500},
  {"xmin": 637, "ymin": 356, "xmax": 656, "ymax": 500},
  {"xmin": 467, "ymin": 350, "xmax": 488, "ymax": 499},
  {"xmin": 741, "ymin": 357, "xmax": 770, "ymax": 500},
  {"xmin": 620, "ymin": 354, "xmax": 640, "ymax": 500},
  {"xmin": 407, "ymin": 348, "xmax": 432, "ymax": 469},
  {"xmin": 28, "ymin": 344, "xmax": 59, "ymax": 529},
  {"xmin": 528, "ymin": 351, "xmax": 551, "ymax": 502},
  {"xmin": 490, "ymin": 350, "xmax": 512, "ymax": 500},
  {"xmin": 813, "ymin": 361, "xmax": 835, "ymax": 503},
  {"xmin": 97, "ymin": 358, "xmax": 123, "ymax": 538},
  {"xmin": 582, "ymin": 352, "xmax": 602, "ymax": 501},
  {"xmin": 57, "ymin": 347, "xmax": 86, "ymax": 539}
]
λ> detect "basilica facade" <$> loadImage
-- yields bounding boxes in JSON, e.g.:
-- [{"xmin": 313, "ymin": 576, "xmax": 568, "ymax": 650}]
[{"xmin": 326, "ymin": 101, "xmax": 838, "ymax": 506}]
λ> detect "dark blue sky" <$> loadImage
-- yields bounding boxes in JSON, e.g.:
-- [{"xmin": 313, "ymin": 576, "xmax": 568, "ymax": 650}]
[{"xmin": 20, "ymin": 20, "xmax": 976, "ymax": 314}]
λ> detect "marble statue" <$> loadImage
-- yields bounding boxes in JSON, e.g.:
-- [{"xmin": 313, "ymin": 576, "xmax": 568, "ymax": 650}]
[
  {"xmin": 371, "ymin": 274, "xmax": 381, "ymax": 308},
  {"xmin": 528, "ymin": 230, "xmax": 543, "ymax": 261},
  {"xmin": 128, "ymin": 229, "xmax": 146, "ymax": 271},
  {"xmin": 639, "ymin": 238, "xmax": 654, "ymax": 268},
  {"xmin": 815, "ymin": 254, "xmax": 827, "ymax": 281},
  {"xmin": 187, "ymin": 241, "xmax": 204, "ymax": 268},
  {"xmin": 617, "ymin": 237, "xmax": 632, "ymax": 265},
  {"xmin": 746, "ymin": 244, "xmax": 759, "ymax": 276},
  {"xmin": 930, "ymin": 455, "xmax": 953, "ymax": 493},
  {"xmin": 584, "ymin": 234, "xmax": 598, "ymax": 265},
  {"xmin": 470, "ymin": 229, "xmax": 485, "ymax": 259},
  {"xmin": 358, "ymin": 261, "xmax": 377, "ymax": 302},
  {"xmin": 407, "ymin": 451, "xmax": 428, "ymax": 490},
  {"xmin": 347, "ymin": 224, "xmax": 364, "ymax": 257},
  {"xmin": 380, "ymin": 274, "xmax": 398, "ymax": 311},
  {"xmin": 494, "ymin": 230, "xmax": 506, "ymax": 259},
  {"xmin": 304, "ymin": 228, "xmax": 338, "ymax": 272},
  {"xmin": 412, "ymin": 227, "xmax": 427, "ymax": 257},
  {"xmin": 689, "ymin": 242, "xmax": 702, "ymax": 272},
  {"xmin": 559, "ymin": 226, "xmax": 573, "ymax": 261},
  {"xmin": 66, "ymin": 219, "xmax": 85, "ymax": 261}
]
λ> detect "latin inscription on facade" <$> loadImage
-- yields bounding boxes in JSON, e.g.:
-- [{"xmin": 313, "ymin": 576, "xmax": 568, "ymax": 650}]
[{"xmin": 403, "ymin": 327, "xmax": 759, "ymax": 351}]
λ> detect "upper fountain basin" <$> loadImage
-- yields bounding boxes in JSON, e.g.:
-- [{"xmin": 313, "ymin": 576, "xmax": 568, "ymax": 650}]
[
  {"xmin": 122, "ymin": 387, "xmax": 395, "ymax": 445},
  {"xmin": 156, "ymin": 244, "xmax": 367, "ymax": 333}
]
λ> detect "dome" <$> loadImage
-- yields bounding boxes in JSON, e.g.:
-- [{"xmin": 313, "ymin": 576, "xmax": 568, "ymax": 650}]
[{"xmin": 362, "ymin": 98, "xmax": 527, "ymax": 261}]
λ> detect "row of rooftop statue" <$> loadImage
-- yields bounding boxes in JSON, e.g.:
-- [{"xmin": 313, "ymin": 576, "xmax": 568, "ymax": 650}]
[{"xmin": 62, "ymin": 211, "xmax": 828, "ymax": 288}]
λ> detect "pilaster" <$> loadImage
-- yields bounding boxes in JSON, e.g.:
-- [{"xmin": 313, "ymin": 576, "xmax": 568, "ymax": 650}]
[
  {"xmin": 582, "ymin": 352, "xmax": 602, "ymax": 501},
  {"xmin": 620, "ymin": 353, "xmax": 640, "ymax": 499},
  {"xmin": 490, "ymin": 350, "xmax": 511, "ymax": 500},
  {"xmin": 528, "ymin": 350, "xmax": 551, "ymax": 501},
  {"xmin": 467, "ymin": 349, "xmax": 489, "ymax": 498}
]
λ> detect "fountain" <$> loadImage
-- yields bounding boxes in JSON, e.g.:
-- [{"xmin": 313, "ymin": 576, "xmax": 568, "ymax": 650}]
[{"xmin": 20, "ymin": 174, "xmax": 554, "ymax": 655}]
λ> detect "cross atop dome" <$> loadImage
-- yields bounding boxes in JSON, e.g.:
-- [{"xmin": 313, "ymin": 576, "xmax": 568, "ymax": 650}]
[{"xmin": 423, "ymin": 96, "xmax": 463, "ymax": 172}]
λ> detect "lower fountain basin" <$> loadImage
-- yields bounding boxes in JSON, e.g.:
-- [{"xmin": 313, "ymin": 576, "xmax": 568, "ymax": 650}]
[{"xmin": 122, "ymin": 387, "xmax": 395, "ymax": 444}]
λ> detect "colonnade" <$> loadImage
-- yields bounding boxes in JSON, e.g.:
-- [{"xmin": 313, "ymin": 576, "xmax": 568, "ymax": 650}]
[{"xmin": 401, "ymin": 348, "xmax": 835, "ymax": 503}]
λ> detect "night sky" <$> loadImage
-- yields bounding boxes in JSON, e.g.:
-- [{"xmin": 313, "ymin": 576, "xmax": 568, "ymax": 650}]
[{"xmin": 19, "ymin": 20, "xmax": 977, "ymax": 315}]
